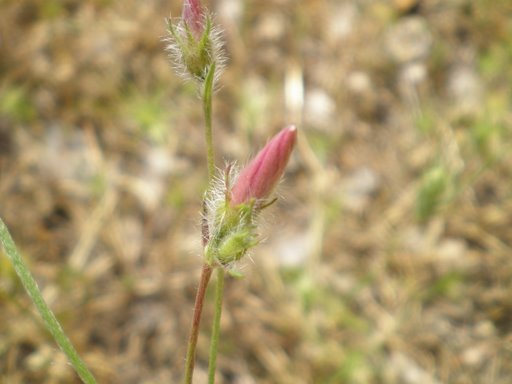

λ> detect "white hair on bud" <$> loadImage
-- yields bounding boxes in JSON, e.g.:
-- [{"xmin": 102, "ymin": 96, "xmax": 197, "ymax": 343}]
[
  {"xmin": 203, "ymin": 163, "xmax": 239, "ymax": 238},
  {"xmin": 163, "ymin": 13, "xmax": 226, "ymax": 87}
]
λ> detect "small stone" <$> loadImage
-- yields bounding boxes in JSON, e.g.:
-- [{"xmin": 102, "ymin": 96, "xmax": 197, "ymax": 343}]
[
  {"xmin": 400, "ymin": 62, "xmax": 427, "ymax": 86},
  {"xmin": 461, "ymin": 344, "xmax": 488, "ymax": 367},
  {"xmin": 436, "ymin": 238, "xmax": 467, "ymax": 268},
  {"xmin": 347, "ymin": 71, "xmax": 372, "ymax": 94},
  {"xmin": 386, "ymin": 17, "xmax": 432, "ymax": 63}
]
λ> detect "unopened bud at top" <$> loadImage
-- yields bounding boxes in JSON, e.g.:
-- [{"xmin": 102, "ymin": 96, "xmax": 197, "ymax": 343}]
[
  {"xmin": 165, "ymin": 0, "xmax": 225, "ymax": 84},
  {"xmin": 230, "ymin": 125, "xmax": 297, "ymax": 206}
]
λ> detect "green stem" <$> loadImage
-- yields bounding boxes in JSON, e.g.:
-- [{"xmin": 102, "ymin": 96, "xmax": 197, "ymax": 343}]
[
  {"xmin": 203, "ymin": 62, "xmax": 216, "ymax": 183},
  {"xmin": 0, "ymin": 218, "xmax": 96, "ymax": 384},
  {"xmin": 184, "ymin": 264, "xmax": 213, "ymax": 384},
  {"xmin": 183, "ymin": 61, "xmax": 218, "ymax": 384},
  {"xmin": 208, "ymin": 267, "xmax": 225, "ymax": 384}
]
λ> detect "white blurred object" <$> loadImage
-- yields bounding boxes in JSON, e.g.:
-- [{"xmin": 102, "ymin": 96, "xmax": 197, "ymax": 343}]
[
  {"xmin": 347, "ymin": 71, "xmax": 372, "ymax": 94},
  {"xmin": 328, "ymin": 3, "xmax": 357, "ymax": 42},
  {"xmin": 386, "ymin": 17, "xmax": 432, "ymax": 63},
  {"xmin": 274, "ymin": 231, "xmax": 313, "ymax": 268},
  {"xmin": 342, "ymin": 167, "xmax": 380, "ymax": 212},
  {"xmin": 448, "ymin": 64, "xmax": 483, "ymax": 117},
  {"xmin": 41, "ymin": 125, "xmax": 95, "ymax": 182},
  {"xmin": 217, "ymin": 0, "xmax": 243, "ymax": 27},
  {"xmin": 285, "ymin": 62, "xmax": 304, "ymax": 121},
  {"xmin": 401, "ymin": 62, "xmax": 427, "ymax": 86},
  {"xmin": 304, "ymin": 88, "xmax": 336, "ymax": 131},
  {"xmin": 387, "ymin": 353, "xmax": 442, "ymax": 384}
]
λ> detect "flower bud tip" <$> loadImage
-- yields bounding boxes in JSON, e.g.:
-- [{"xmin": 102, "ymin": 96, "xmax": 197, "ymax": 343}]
[
  {"xmin": 230, "ymin": 125, "xmax": 297, "ymax": 206},
  {"xmin": 182, "ymin": 0, "xmax": 205, "ymax": 38}
]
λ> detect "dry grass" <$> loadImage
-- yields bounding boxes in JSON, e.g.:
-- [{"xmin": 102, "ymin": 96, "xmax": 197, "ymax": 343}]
[{"xmin": 1, "ymin": 0, "xmax": 512, "ymax": 383}]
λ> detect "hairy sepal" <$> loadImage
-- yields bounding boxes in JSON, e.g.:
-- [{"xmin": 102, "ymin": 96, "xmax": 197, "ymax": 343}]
[{"xmin": 205, "ymin": 198, "xmax": 259, "ymax": 267}]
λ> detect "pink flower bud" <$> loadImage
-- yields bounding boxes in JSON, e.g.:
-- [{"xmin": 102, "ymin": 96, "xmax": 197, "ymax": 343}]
[
  {"xmin": 166, "ymin": 0, "xmax": 225, "ymax": 83},
  {"xmin": 182, "ymin": 0, "xmax": 205, "ymax": 39},
  {"xmin": 230, "ymin": 125, "xmax": 297, "ymax": 206}
]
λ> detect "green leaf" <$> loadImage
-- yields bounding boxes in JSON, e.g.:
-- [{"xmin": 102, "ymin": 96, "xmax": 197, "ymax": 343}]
[{"xmin": 0, "ymin": 218, "xmax": 96, "ymax": 384}]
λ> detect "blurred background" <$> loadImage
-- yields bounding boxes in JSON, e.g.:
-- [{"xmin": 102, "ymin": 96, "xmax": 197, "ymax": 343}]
[{"xmin": 1, "ymin": 0, "xmax": 512, "ymax": 383}]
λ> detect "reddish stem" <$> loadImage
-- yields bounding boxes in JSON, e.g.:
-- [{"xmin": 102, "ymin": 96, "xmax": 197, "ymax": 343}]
[{"xmin": 184, "ymin": 263, "xmax": 213, "ymax": 384}]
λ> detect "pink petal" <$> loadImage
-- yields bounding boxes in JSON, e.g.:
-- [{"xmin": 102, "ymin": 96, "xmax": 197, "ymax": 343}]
[
  {"xmin": 182, "ymin": 0, "xmax": 204, "ymax": 38},
  {"xmin": 231, "ymin": 125, "xmax": 297, "ymax": 205}
]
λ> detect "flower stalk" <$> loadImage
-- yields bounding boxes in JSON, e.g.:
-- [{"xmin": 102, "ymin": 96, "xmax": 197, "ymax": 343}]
[
  {"xmin": 203, "ymin": 62, "xmax": 216, "ymax": 182},
  {"xmin": 184, "ymin": 264, "xmax": 213, "ymax": 384},
  {"xmin": 166, "ymin": 2, "xmax": 297, "ymax": 383},
  {"xmin": 203, "ymin": 126, "xmax": 297, "ymax": 382},
  {"xmin": 208, "ymin": 267, "xmax": 225, "ymax": 384}
]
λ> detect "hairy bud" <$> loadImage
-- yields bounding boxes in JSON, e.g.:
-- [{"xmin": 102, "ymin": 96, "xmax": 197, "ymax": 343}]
[
  {"xmin": 204, "ymin": 126, "xmax": 297, "ymax": 269},
  {"xmin": 165, "ymin": 0, "xmax": 225, "ymax": 84}
]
